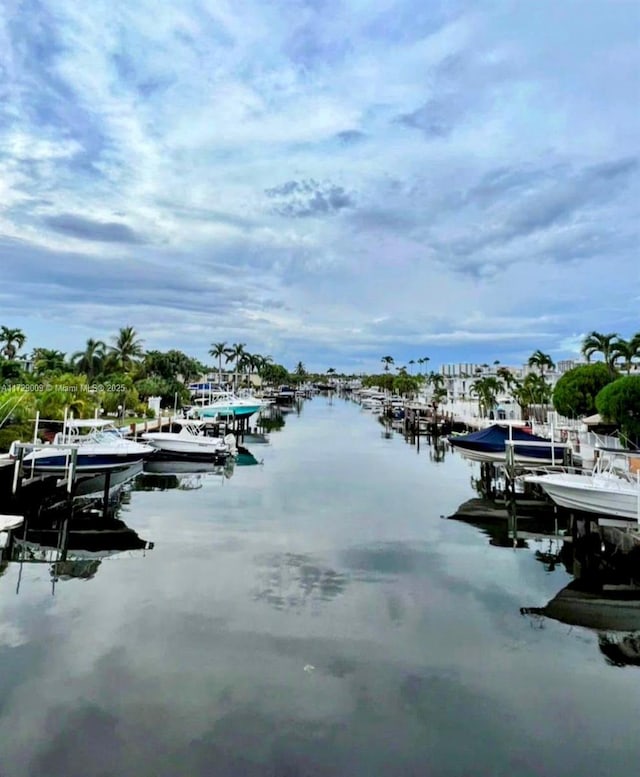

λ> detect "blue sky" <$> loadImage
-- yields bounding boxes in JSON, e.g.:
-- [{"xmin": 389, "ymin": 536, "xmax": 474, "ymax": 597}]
[{"xmin": 1, "ymin": 0, "xmax": 638, "ymax": 373}]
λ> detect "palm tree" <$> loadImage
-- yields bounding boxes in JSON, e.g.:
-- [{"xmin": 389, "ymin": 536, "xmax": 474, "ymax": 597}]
[
  {"xmin": 429, "ymin": 375, "xmax": 448, "ymax": 419},
  {"xmin": 209, "ymin": 342, "xmax": 231, "ymax": 386},
  {"xmin": 225, "ymin": 343, "xmax": 246, "ymax": 391},
  {"xmin": 32, "ymin": 348, "xmax": 67, "ymax": 376},
  {"xmin": 581, "ymin": 331, "xmax": 618, "ymax": 367},
  {"xmin": 496, "ymin": 366, "xmax": 516, "ymax": 389},
  {"xmin": 514, "ymin": 373, "xmax": 552, "ymax": 422},
  {"xmin": 381, "ymin": 355, "xmax": 394, "ymax": 373},
  {"xmin": 110, "ymin": 326, "xmax": 144, "ymax": 373},
  {"xmin": 427, "ymin": 371, "xmax": 445, "ymax": 390},
  {"xmin": 527, "ymin": 350, "xmax": 555, "ymax": 377},
  {"xmin": 326, "ymin": 367, "xmax": 336, "ymax": 377},
  {"xmin": 470, "ymin": 376, "xmax": 504, "ymax": 418},
  {"xmin": 0, "ymin": 326, "xmax": 26, "ymax": 360},
  {"xmin": 610, "ymin": 336, "xmax": 640, "ymax": 375},
  {"xmin": 295, "ymin": 361, "xmax": 306, "ymax": 377},
  {"xmin": 408, "ymin": 359, "xmax": 415, "ymax": 374},
  {"xmin": 72, "ymin": 338, "xmax": 107, "ymax": 379},
  {"xmin": 237, "ymin": 351, "xmax": 254, "ymax": 387}
]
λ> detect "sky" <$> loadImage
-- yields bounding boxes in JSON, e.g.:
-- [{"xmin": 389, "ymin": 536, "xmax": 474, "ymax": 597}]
[{"xmin": 0, "ymin": 0, "xmax": 638, "ymax": 374}]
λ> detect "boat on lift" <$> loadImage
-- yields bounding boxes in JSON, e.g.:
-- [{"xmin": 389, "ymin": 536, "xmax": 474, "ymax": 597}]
[
  {"xmin": 10, "ymin": 418, "xmax": 154, "ymax": 474},
  {"xmin": 524, "ymin": 450, "xmax": 640, "ymax": 521},
  {"xmin": 141, "ymin": 419, "xmax": 237, "ymax": 458},
  {"xmin": 448, "ymin": 423, "xmax": 565, "ymax": 465}
]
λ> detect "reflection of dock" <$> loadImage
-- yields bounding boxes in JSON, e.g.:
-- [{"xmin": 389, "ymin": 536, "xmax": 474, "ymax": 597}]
[
  {"xmin": 1, "ymin": 463, "xmax": 153, "ymax": 593},
  {"xmin": 448, "ymin": 497, "xmax": 567, "ymax": 548},
  {"xmin": 3, "ymin": 511, "xmax": 153, "ymax": 593}
]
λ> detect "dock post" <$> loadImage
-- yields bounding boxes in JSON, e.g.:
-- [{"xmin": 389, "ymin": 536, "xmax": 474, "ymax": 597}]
[
  {"xmin": 505, "ymin": 445, "xmax": 518, "ymax": 546},
  {"xmin": 12, "ymin": 446, "xmax": 25, "ymax": 496},
  {"xmin": 102, "ymin": 470, "xmax": 113, "ymax": 519}
]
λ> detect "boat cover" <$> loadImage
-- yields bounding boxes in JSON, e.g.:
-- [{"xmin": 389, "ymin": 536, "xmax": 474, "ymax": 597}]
[{"xmin": 448, "ymin": 424, "xmax": 564, "ymax": 459}]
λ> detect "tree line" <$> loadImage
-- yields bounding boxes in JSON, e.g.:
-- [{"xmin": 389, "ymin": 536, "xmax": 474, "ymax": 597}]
[{"xmin": 377, "ymin": 330, "xmax": 640, "ymax": 443}]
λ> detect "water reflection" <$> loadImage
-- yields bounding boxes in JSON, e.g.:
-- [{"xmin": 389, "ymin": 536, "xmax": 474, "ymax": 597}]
[
  {"xmin": 257, "ymin": 407, "xmax": 286, "ymax": 433},
  {"xmin": 8, "ymin": 462, "xmax": 143, "ymax": 519},
  {"xmin": 522, "ymin": 542, "xmax": 640, "ymax": 667},
  {"xmin": 2, "ymin": 488, "xmax": 153, "ymax": 593},
  {"xmin": 252, "ymin": 552, "xmax": 348, "ymax": 612},
  {"xmin": 138, "ymin": 457, "xmax": 233, "ymax": 491},
  {"xmin": 236, "ymin": 446, "xmax": 261, "ymax": 466}
]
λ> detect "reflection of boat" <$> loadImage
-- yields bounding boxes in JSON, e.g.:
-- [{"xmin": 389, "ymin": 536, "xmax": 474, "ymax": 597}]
[
  {"xmin": 235, "ymin": 447, "xmax": 260, "ymax": 466},
  {"xmin": 71, "ymin": 461, "xmax": 143, "ymax": 499},
  {"xmin": 11, "ymin": 419, "xmax": 154, "ymax": 473},
  {"xmin": 143, "ymin": 458, "xmax": 232, "ymax": 476},
  {"xmin": 522, "ymin": 579, "xmax": 640, "ymax": 666},
  {"xmin": 139, "ymin": 457, "xmax": 233, "ymax": 490},
  {"xmin": 523, "ymin": 580, "xmax": 640, "ymax": 632},
  {"xmin": 448, "ymin": 424, "xmax": 565, "ymax": 464},
  {"xmin": 141, "ymin": 420, "xmax": 236, "ymax": 458},
  {"xmin": 524, "ymin": 453, "xmax": 640, "ymax": 520}
]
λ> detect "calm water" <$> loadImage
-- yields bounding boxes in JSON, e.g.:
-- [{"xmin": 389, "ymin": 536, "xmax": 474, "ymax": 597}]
[{"xmin": 2, "ymin": 396, "xmax": 640, "ymax": 777}]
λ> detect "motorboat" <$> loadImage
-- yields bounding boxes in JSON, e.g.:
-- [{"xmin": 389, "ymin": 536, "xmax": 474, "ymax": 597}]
[
  {"xmin": 141, "ymin": 420, "xmax": 237, "ymax": 458},
  {"xmin": 188, "ymin": 391, "xmax": 269, "ymax": 420},
  {"xmin": 447, "ymin": 423, "xmax": 565, "ymax": 465},
  {"xmin": 524, "ymin": 451, "xmax": 640, "ymax": 520},
  {"xmin": 10, "ymin": 419, "xmax": 154, "ymax": 474}
]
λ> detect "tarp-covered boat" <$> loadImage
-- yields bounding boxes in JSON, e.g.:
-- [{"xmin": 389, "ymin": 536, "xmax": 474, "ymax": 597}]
[{"xmin": 448, "ymin": 424, "xmax": 565, "ymax": 464}]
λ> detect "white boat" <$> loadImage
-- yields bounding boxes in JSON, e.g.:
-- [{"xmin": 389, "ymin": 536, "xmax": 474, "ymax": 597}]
[
  {"xmin": 10, "ymin": 419, "xmax": 154, "ymax": 474},
  {"xmin": 141, "ymin": 420, "xmax": 237, "ymax": 457},
  {"xmin": 524, "ymin": 452, "xmax": 640, "ymax": 520},
  {"xmin": 360, "ymin": 390, "xmax": 386, "ymax": 410}
]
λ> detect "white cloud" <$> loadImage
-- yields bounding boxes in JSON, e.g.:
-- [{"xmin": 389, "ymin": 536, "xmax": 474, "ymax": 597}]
[{"xmin": 0, "ymin": 0, "xmax": 638, "ymax": 371}]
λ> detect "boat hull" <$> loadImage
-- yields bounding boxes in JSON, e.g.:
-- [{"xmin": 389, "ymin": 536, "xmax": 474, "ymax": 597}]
[
  {"xmin": 453, "ymin": 446, "xmax": 563, "ymax": 465},
  {"xmin": 199, "ymin": 404, "xmax": 262, "ymax": 419},
  {"xmin": 448, "ymin": 424, "xmax": 565, "ymax": 465},
  {"xmin": 141, "ymin": 434, "xmax": 230, "ymax": 456},
  {"xmin": 526, "ymin": 473, "xmax": 640, "ymax": 520},
  {"xmin": 22, "ymin": 451, "xmax": 150, "ymax": 474}
]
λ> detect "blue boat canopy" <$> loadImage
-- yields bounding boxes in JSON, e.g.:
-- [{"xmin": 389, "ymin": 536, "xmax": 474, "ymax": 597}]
[
  {"xmin": 448, "ymin": 424, "xmax": 565, "ymax": 459},
  {"xmin": 452, "ymin": 424, "xmax": 549, "ymax": 446}
]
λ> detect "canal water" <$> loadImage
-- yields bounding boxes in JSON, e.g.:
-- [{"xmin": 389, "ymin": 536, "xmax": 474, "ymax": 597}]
[{"xmin": 1, "ymin": 396, "xmax": 640, "ymax": 776}]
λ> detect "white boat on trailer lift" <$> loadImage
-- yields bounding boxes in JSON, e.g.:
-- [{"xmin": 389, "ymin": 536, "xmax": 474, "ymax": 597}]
[
  {"xmin": 141, "ymin": 419, "xmax": 237, "ymax": 458},
  {"xmin": 524, "ymin": 450, "xmax": 640, "ymax": 522}
]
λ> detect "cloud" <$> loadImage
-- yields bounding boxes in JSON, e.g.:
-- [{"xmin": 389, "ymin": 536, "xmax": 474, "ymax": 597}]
[
  {"xmin": 396, "ymin": 94, "xmax": 463, "ymax": 137},
  {"xmin": 0, "ymin": 0, "xmax": 638, "ymax": 371},
  {"xmin": 44, "ymin": 214, "xmax": 144, "ymax": 243},
  {"xmin": 335, "ymin": 129, "xmax": 366, "ymax": 144},
  {"xmin": 265, "ymin": 179, "xmax": 355, "ymax": 218}
]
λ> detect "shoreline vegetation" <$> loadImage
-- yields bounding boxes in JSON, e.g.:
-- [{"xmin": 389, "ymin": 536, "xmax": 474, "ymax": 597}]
[{"xmin": 1, "ymin": 326, "xmax": 639, "ymax": 451}]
